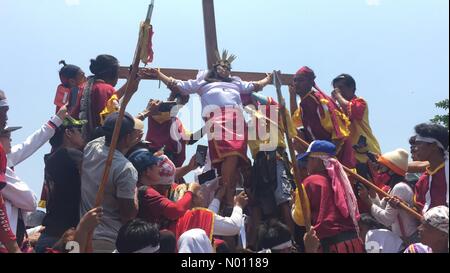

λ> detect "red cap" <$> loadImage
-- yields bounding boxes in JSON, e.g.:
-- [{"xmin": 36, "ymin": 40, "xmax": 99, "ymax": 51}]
[{"xmin": 295, "ymin": 66, "xmax": 316, "ymax": 81}]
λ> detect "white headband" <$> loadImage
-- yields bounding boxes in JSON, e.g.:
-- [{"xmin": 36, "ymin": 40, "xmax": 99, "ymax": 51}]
[
  {"xmin": 0, "ymin": 100, "xmax": 9, "ymax": 107},
  {"xmin": 415, "ymin": 135, "xmax": 448, "ymax": 152},
  {"xmin": 113, "ymin": 244, "xmax": 160, "ymax": 254}
]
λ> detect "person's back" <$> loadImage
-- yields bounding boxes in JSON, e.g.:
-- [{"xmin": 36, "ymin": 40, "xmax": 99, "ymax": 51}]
[
  {"xmin": 89, "ymin": 81, "xmax": 115, "ymax": 128},
  {"xmin": 43, "ymin": 147, "xmax": 82, "ymax": 237},
  {"xmin": 303, "ymin": 174, "xmax": 357, "ymax": 240},
  {"xmin": 80, "ymin": 137, "xmax": 137, "ymax": 248},
  {"xmin": 146, "ymin": 116, "xmax": 187, "ymax": 167}
]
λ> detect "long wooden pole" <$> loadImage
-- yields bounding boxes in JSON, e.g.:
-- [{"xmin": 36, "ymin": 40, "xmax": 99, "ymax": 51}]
[
  {"xmin": 244, "ymin": 93, "xmax": 423, "ymax": 221},
  {"xmin": 273, "ymin": 71, "xmax": 312, "ymax": 231},
  {"xmin": 202, "ymin": 0, "xmax": 219, "ymax": 69},
  {"xmin": 84, "ymin": 2, "xmax": 155, "ymax": 252}
]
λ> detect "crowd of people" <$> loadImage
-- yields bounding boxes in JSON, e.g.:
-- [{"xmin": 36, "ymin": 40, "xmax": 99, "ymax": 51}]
[{"xmin": 0, "ymin": 51, "xmax": 448, "ymax": 254}]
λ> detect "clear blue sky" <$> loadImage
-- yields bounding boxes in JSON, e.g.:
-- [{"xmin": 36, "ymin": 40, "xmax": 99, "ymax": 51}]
[{"xmin": 1, "ymin": 0, "xmax": 448, "ymax": 198}]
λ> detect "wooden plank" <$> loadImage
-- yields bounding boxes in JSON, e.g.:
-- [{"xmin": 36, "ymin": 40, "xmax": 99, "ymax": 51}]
[
  {"xmin": 119, "ymin": 66, "xmax": 294, "ymax": 86},
  {"xmin": 202, "ymin": 0, "xmax": 219, "ymax": 69}
]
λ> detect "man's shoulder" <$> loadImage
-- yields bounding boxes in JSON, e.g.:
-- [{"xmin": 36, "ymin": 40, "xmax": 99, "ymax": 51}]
[
  {"xmin": 351, "ymin": 97, "xmax": 367, "ymax": 104},
  {"xmin": 93, "ymin": 81, "xmax": 115, "ymax": 91}
]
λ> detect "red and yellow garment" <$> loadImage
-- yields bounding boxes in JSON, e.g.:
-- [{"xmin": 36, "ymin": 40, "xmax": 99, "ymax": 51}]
[{"xmin": 176, "ymin": 208, "xmax": 215, "ymax": 242}]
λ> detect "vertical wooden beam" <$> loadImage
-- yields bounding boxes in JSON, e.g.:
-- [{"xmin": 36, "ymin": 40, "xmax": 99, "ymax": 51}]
[{"xmin": 202, "ymin": 0, "xmax": 219, "ymax": 69}]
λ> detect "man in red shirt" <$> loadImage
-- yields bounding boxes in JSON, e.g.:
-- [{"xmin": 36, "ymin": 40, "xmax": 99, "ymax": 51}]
[
  {"xmin": 331, "ymin": 74, "xmax": 381, "ymax": 179},
  {"xmin": 129, "ymin": 149, "xmax": 200, "ymax": 233},
  {"xmin": 290, "ymin": 67, "xmax": 355, "ymax": 168},
  {"xmin": 410, "ymin": 123, "xmax": 448, "ymax": 214},
  {"xmin": 79, "ymin": 55, "xmax": 142, "ymax": 141},
  {"xmin": 297, "ymin": 140, "xmax": 363, "ymax": 253}
]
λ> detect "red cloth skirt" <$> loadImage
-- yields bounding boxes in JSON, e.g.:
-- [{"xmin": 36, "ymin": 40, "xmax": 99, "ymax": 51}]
[{"xmin": 205, "ymin": 107, "xmax": 249, "ymax": 166}]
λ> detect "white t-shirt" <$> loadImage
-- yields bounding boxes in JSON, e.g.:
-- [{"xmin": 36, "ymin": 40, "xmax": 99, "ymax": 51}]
[
  {"xmin": 176, "ymin": 70, "xmax": 255, "ymax": 113},
  {"xmin": 370, "ymin": 182, "xmax": 419, "ymax": 238},
  {"xmin": 80, "ymin": 137, "xmax": 137, "ymax": 243},
  {"xmin": 365, "ymin": 229, "xmax": 404, "ymax": 253}
]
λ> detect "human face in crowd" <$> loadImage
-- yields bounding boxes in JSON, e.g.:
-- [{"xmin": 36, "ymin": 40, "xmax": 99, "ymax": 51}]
[
  {"xmin": 216, "ymin": 64, "xmax": 231, "ymax": 79},
  {"xmin": 409, "ymin": 136, "xmax": 419, "ymax": 161},
  {"xmin": 0, "ymin": 132, "xmax": 12, "ymax": 154},
  {"xmin": 127, "ymin": 129, "xmax": 144, "ymax": 149},
  {"xmin": 109, "ymin": 66, "xmax": 120, "ymax": 87},
  {"xmin": 144, "ymin": 165, "xmax": 161, "ymax": 185},
  {"xmin": 333, "ymin": 79, "xmax": 355, "ymax": 101},
  {"xmin": 306, "ymin": 157, "xmax": 324, "ymax": 176},
  {"xmin": 0, "ymin": 106, "xmax": 8, "ymax": 129},
  {"xmin": 67, "ymin": 127, "xmax": 86, "ymax": 150},
  {"xmin": 418, "ymin": 220, "xmax": 448, "ymax": 248},
  {"xmin": 73, "ymin": 70, "xmax": 87, "ymax": 87},
  {"xmin": 293, "ymin": 75, "xmax": 314, "ymax": 95},
  {"xmin": 411, "ymin": 140, "xmax": 436, "ymax": 162}
]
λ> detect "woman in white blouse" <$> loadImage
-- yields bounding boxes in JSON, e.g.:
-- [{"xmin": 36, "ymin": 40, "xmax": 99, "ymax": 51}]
[{"xmin": 359, "ymin": 149, "xmax": 420, "ymax": 248}]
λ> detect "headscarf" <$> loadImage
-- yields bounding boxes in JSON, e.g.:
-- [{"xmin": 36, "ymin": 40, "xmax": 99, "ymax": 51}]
[
  {"xmin": 299, "ymin": 140, "xmax": 360, "ymax": 234},
  {"xmin": 156, "ymin": 155, "xmax": 176, "ymax": 186},
  {"xmin": 423, "ymin": 206, "xmax": 449, "ymax": 234},
  {"xmin": 177, "ymin": 228, "xmax": 214, "ymax": 253}
]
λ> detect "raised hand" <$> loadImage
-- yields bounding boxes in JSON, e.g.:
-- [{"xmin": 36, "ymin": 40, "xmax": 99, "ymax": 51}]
[{"xmin": 56, "ymin": 104, "xmax": 69, "ymax": 120}]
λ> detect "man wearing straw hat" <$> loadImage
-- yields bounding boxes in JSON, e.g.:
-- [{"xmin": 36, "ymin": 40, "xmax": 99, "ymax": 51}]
[{"xmin": 358, "ymin": 149, "xmax": 420, "ymax": 248}]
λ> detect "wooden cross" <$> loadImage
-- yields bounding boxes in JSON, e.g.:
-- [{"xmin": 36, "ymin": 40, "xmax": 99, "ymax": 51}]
[{"xmin": 118, "ymin": 0, "xmax": 293, "ymax": 85}]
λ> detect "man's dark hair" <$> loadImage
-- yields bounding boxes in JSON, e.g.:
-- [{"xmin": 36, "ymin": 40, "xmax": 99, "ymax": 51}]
[
  {"xmin": 257, "ymin": 220, "xmax": 292, "ymax": 251},
  {"xmin": 89, "ymin": 54, "xmax": 119, "ymax": 82},
  {"xmin": 102, "ymin": 112, "xmax": 135, "ymax": 145},
  {"xmin": 59, "ymin": 60, "xmax": 81, "ymax": 87},
  {"xmin": 332, "ymin": 74, "xmax": 356, "ymax": 92},
  {"xmin": 159, "ymin": 230, "xmax": 177, "ymax": 253},
  {"xmin": 116, "ymin": 219, "xmax": 160, "ymax": 253},
  {"xmin": 414, "ymin": 123, "xmax": 449, "ymax": 151},
  {"xmin": 409, "ymin": 136, "xmax": 416, "ymax": 146},
  {"xmin": 49, "ymin": 126, "xmax": 82, "ymax": 149}
]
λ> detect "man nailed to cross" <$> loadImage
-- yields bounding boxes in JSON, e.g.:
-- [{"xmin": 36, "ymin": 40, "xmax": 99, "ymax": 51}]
[
  {"xmin": 115, "ymin": 0, "xmax": 293, "ymax": 210},
  {"xmin": 143, "ymin": 54, "xmax": 273, "ymax": 210}
]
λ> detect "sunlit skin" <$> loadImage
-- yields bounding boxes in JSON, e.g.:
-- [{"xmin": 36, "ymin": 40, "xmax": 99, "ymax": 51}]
[
  {"xmin": 293, "ymin": 76, "xmax": 314, "ymax": 98},
  {"xmin": 333, "ymin": 80, "xmax": 355, "ymax": 101},
  {"xmin": 141, "ymin": 165, "xmax": 162, "ymax": 187},
  {"xmin": 64, "ymin": 127, "xmax": 86, "ymax": 150},
  {"xmin": 306, "ymin": 157, "xmax": 327, "ymax": 176},
  {"xmin": 0, "ymin": 132, "xmax": 12, "ymax": 154},
  {"xmin": 417, "ymin": 221, "xmax": 449, "ymax": 253},
  {"xmin": 215, "ymin": 64, "xmax": 231, "ymax": 79},
  {"xmin": 411, "ymin": 139, "xmax": 445, "ymax": 173}
]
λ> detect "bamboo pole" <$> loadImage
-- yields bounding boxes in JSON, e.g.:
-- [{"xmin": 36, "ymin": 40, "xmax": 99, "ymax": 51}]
[
  {"xmin": 245, "ymin": 90, "xmax": 423, "ymax": 221},
  {"xmin": 273, "ymin": 71, "xmax": 312, "ymax": 231}
]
